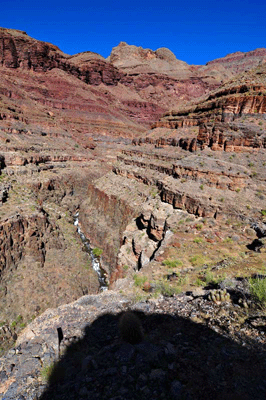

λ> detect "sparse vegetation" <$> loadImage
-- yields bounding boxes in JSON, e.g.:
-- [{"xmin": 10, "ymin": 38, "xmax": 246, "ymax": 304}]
[
  {"xmin": 133, "ymin": 274, "xmax": 148, "ymax": 287},
  {"xmin": 40, "ymin": 361, "xmax": 65, "ymax": 384},
  {"xmin": 92, "ymin": 247, "xmax": 103, "ymax": 257},
  {"xmin": 195, "ymin": 277, "xmax": 205, "ymax": 286},
  {"xmin": 189, "ymin": 255, "xmax": 206, "ymax": 267},
  {"xmin": 162, "ymin": 259, "xmax": 183, "ymax": 268},
  {"xmin": 224, "ymin": 237, "xmax": 233, "ymax": 244},
  {"xmin": 248, "ymin": 276, "xmax": 266, "ymax": 308},
  {"xmin": 195, "ymin": 224, "xmax": 203, "ymax": 231},
  {"xmin": 150, "ymin": 188, "xmax": 158, "ymax": 198},
  {"xmin": 193, "ymin": 237, "xmax": 203, "ymax": 243},
  {"xmin": 154, "ymin": 281, "xmax": 181, "ymax": 296},
  {"xmin": 10, "ymin": 314, "xmax": 23, "ymax": 328},
  {"xmin": 204, "ymin": 270, "xmax": 218, "ymax": 285},
  {"xmin": 0, "ymin": 173, "xmax": 7, "ymax": 182}
]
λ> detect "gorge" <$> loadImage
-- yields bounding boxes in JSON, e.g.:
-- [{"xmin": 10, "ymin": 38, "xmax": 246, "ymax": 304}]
[{"xmin": 0, "ymin": 27, "xmax": 266, "ymax": 399}]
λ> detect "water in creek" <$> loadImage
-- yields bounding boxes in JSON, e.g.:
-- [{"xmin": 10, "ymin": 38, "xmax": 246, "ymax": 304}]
[{"xmin": 74, "ymin": 212, "xmax": 108, "ymax": 291}]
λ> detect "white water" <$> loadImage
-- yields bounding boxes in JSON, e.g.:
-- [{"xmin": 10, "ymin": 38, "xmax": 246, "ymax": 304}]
[{"xmin": 74, "ymin": 212, "xmax": 108, "ymax": 291}]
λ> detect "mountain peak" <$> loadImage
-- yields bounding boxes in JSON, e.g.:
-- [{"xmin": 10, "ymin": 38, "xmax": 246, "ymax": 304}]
[{"xmin": 108, "ymin": 42, "xmax": 189, "ymax": 77}]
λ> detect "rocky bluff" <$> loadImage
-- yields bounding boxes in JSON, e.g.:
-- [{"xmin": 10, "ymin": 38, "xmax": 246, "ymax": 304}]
[{"xmin": 0, "ymin": 28, "xmax": 265, "ymax": 138}]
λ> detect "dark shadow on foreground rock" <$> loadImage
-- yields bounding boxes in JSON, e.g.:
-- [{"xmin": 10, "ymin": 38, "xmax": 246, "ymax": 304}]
[{"xmin": 39, "ymin": 311, "xmax": 266, "ymax": 400}]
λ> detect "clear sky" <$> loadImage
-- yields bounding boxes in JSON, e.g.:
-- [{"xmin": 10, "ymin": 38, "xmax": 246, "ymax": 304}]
[{"xmin": 1, "ymin": 0, "xmax": 266, "ymax": 65}]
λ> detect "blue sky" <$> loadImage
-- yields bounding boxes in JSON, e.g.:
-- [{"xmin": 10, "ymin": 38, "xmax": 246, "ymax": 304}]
[{"xmin": 2, "ymin": 0, "xmax": 266, "ymax": 65}]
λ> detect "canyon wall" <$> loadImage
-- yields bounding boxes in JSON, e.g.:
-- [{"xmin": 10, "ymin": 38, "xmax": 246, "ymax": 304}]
[{"xmin": 79, "ymin": 183, "xmax": 138, "ymax": 281}]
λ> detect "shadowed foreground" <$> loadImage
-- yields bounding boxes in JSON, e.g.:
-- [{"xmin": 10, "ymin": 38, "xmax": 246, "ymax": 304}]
[{"xmin": 39, "ymin": 309, "xmax": 266, "ymax": 400}]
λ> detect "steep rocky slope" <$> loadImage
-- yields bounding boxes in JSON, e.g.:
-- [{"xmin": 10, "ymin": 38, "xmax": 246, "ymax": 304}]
[
  {"xmin": 74, "ymin": 63, "xmax": 266, "ymax": 289},
  {"xmin": 0, "ymin": 152, "xmax": 111, "ymax": 353},
  {"xmin": 1, "ymin": 28, "xmax": 265, "ymax": 140},
  {"xmin": 137, "ymin": 62, "xmax": 266, "ymax": 153}
]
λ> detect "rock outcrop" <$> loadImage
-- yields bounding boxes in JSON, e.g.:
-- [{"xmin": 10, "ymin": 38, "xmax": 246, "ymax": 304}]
[
  {"xmin": 138, "ymin": 63, "xmax": 266, "ymax": 153},
  {"xmin": 108, "ymin": 42, "xmax": 190, "ymax": 77}
]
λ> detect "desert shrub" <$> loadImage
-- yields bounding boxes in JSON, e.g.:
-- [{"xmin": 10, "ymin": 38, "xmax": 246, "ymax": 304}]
[
  {"xmin": 223, "ymin": 237, "xmax": 233, "ymax": 244},
  {"xmin": 248, "ymin": 276, "xmax": 266, "ymax": 308},
  {"xmin": 155, "ymin": 281, "xmax": 181, "ymax": 296},
  {"xmin": 162, "ymin": 259, "xmax": 183, "ymax": 268},
  {"xmin": 204, "ymin": 271, "xmax": 217, "ymax": 284},
  {"xmin": 195, "ymin": 277, "xmax": 205, "ymax": 286},
  {"xmin": 261, "ymin": 210, "xmax": 266, "ymax": 216},
  {"xmin": 189, "ymin": 255, "xmax": 206, "ymax": 267},
  {"xmin": 41, "ymin": 361, "xmax": 65, "ymax": 384},
  {"xmin": 10, "ymin": 315, "xmax": 23, "ymax": 328},
  {"xmin": 193, "ymin": 237, "xmax": 203, "ymax": 243},
  {"xmin": 133, "ymin": 274, "xmax": 148, "ymax": 287},
  {"xmin": 92, "ymin": 247, "xmax": 103, "ymax": 257}
]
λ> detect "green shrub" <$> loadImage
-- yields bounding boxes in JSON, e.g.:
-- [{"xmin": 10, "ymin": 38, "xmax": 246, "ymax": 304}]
[
  {"xmin": 155, "ymin": 281, "xmax": 181, "ymax": 296},
  {"xmin": 10, "ymin": 315, "xmax": 23, "ymax": 328},
  {"xmin": 205, "ymin": 271, "xmax": 216, "ymax": 284},
  {"xmin": 195, "ymin": 277, "xmax": 205, "ymax": 286},
  {"xmin": 92, "ymin": 247, "xmax": 103, "ymax": 257},
  {"xmin": 261, "ymin": 210, "xmax": 266, "ymax": 216},
  {"xmin": 196, "ymin": 224, "xmax": 203, "ymax": 231},
  {"xmin": 224, "ymin": 237, "xmax": 233, "ymax": 244},
  {"xmin": 150, "ymin": 188, "xmax": 158, "ymax": 198},
  {"xmin": 133, "ymin": 274, "xmax": 148, "ymax": 287},
  {"xmin": 162, "ymin": 259, "xmax": 183, "ymax": 268},
  {"xmin": 193, "ymin": 237, "xmax": 203, "ymax": 243},
  {"xmin": 248, "ymin": 277, "xmax": 266, "ymax": 308},
  {"xmin": 41, "ymin": 361, "xmax": 65, "ymax": 384},
  {"xmin": 0, "ymin": 173, "xmax": 7, "ymax": 182},
  {"xmin": 189, "ymin": 255, "xmax": 206, "ymax": 267}
]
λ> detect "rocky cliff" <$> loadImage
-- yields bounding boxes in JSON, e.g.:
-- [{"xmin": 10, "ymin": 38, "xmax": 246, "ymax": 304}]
[
  {"xmin": 135, "ymin": 63, "xmax": 266, "ymax": 153},
  {"xmin": 1, "ymin": 28, "xmax": 265, "ymax": 140}
]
